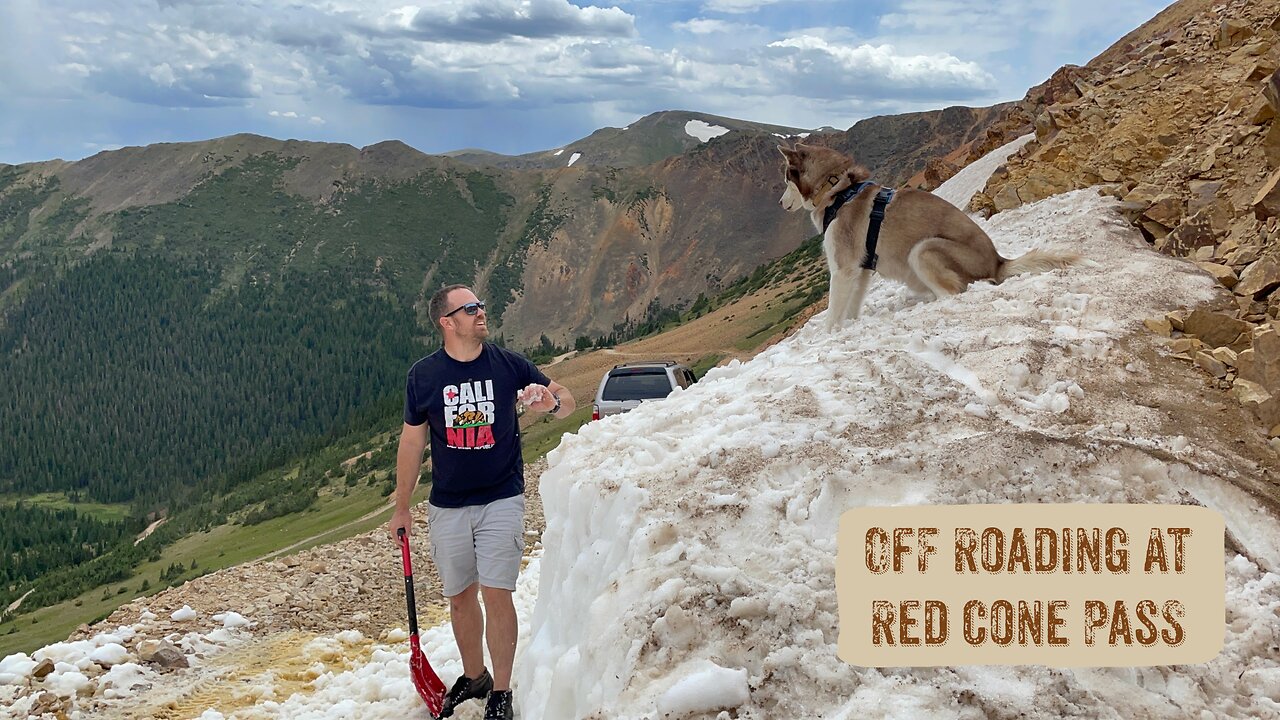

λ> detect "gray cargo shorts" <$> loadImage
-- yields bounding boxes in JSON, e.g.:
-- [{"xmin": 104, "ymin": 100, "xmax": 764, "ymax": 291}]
[{"xmin": 427, "ymin": 494, "xmax": 526, "ymax": 597}]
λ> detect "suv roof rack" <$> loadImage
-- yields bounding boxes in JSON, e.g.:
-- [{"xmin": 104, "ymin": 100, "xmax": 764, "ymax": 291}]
[{"xmin": 611, "ymin": 360, "xmax": 678, "ymax": 370}]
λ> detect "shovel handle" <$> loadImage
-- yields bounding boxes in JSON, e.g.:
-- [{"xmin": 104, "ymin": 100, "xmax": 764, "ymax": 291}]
[{"xmin": 398, "ymin": 528, "xmax": 420, "ymax": 637}]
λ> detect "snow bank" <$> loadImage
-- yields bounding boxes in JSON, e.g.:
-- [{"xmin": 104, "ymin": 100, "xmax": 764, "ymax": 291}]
[
  {"xmin": 516, "ymin": 182, "xmax": 1280, "ymax": 718},
  {"xmin": 932, "ymin": 133, "xmax": 1035, "ymax": 210},
  {"xmin": 685, "ymin": 120, "xmax": 730, "ymax": 143}
]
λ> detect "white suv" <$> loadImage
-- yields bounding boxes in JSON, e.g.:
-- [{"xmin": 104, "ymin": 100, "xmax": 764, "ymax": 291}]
[{"xmin": 591, "ymin": 361, "xmax": 697, "ymax": 421}]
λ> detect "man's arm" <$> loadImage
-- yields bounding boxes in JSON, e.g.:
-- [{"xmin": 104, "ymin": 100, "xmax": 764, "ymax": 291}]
[
  {"xmin": 519, "ymin": 380, "xmax": 575, "ymax": 419},
  {"xmin": 388, "ymin": 421, "xmax": 428, "ymax": 540},
  {"xmin": 546, "ymin": 380, "xmax": 576, "ymax": 419}
]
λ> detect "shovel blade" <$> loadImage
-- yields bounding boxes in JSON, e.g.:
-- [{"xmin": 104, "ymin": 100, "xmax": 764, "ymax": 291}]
[{"xmin": 409, "ymin": 642, "xmax": 447, "ymax": 717}]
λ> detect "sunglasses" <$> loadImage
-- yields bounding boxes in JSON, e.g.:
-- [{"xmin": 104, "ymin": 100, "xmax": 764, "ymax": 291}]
[{"xmin": 444, "ymin": 300, "xmax": 486, "ymax": 318}]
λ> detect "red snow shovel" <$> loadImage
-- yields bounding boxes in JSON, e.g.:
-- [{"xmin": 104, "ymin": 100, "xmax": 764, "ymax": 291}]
[{"xmin": 398, "ymin": 527, "xmax": 447, "ymax": 717}]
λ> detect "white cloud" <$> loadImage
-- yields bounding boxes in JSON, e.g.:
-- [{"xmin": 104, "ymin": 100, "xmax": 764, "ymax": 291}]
[
  {"xmin": 0, "ymin": 0, "xmax": 1172, "ymax": 164},
  {"xmin": 765, "ymin": 36, "xmax": 996, "ymax": 98},
  {"xmin": 703, "ymin": 0, "xmax": 787, "ymax": 13},
  {"xmin": 392, "ymin": 0, "xmax": 637, "ymax": 43},
  {"xmin": 671, "ymin": 18, "xmax": 761, "ymax": 35}
]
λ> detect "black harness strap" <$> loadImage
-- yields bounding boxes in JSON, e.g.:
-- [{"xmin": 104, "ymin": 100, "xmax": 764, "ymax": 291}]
[{"xmin": 822, "ymin": 181, "xmax": 897, "ymax": 271}]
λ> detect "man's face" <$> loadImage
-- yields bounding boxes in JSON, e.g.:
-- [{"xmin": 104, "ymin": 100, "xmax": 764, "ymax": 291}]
[{"xmin": 441, "ymin": 288, "xmax": 488, "ymax": 340}]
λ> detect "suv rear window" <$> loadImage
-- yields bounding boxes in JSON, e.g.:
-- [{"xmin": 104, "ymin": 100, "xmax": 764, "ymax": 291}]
[{"xmin": 602, "ymin": 369, "xmax": 673, "ymax": 401}]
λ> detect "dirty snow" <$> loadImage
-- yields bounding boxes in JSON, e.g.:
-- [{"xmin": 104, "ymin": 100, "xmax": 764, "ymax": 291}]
[
  {"xmin": 515, "ymin": 181, "xmax": 1280, "ymax": 716},
  {"xmin": 684, "ymin": 120, "xmax": 730, "ymax": 142}
]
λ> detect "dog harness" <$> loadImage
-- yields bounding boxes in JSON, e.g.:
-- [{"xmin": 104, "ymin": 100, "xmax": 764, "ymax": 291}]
[{"xmin": 822, "ymin": 181, "xmax": 897, "ymax": 271}]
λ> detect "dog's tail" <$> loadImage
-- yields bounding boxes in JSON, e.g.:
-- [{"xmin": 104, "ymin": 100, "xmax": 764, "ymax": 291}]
[{"xmin": 996, "ymin": 249, "xmax": 1081, "ymax": 282}]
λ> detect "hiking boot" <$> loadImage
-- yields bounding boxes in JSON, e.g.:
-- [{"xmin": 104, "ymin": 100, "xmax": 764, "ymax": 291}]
[
  {"xmin": 438, "ymin": 668, "xmax": 493, "ymax": 718},
  {"xmin": 484, "ymin": 689, "xmax": 513, "ymax": 720}
]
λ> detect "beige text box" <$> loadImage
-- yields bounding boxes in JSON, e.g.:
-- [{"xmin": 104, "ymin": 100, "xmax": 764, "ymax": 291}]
[{"xmin": 836, "ymin": 504, "xmax": 1224, "ymax": 667}]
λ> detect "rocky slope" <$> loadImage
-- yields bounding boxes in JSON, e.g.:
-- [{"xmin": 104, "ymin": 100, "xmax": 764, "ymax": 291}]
[{"xmin": 956, "ymin": 0, "xmax": 1280, "ymax": 443}]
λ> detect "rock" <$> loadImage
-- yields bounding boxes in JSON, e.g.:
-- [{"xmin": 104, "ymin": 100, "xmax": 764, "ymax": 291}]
[
  {"xmin": 1250, "ymin": 59, "xmax": 1280, "ymax": 83},
  {"xmin": 1109, "ymin": 70, "xmax": 1150, "ymax": 91},
  {"xmin": 993, "ymin": 185, "xmax": 1022, "ymax": 212},
  {"xmin": 1183, "ymin": 309, "xmax": 1252, "ymax": 348},
  {"xmin": 32, "ymin": 691, "xmax": 65, "ymax": 715},
  {"xmin": 1143, "ymin": 196, "xmax": 1185, "ymax": 228},
  {"xmin": 922, "ymin": 157, "xmax": 959, "ymax": 189},
  {"xmin": 1266, "ymin": 123, "xmax": 1280, "ymax": 169},
  {"xmin": 1234, "ymin": 378, "xmax": 1272, "ymax": 406},
  {"xmin": 1250, "ymin": 96, "xmax": 1276, "ymax": 125},
  {"xmin": 283, "ymin": 556, "xmax": 302, "ymax": 568},
  {"xmin": 1158, "ymin": 211, "xmax": 1220, "ymax": 256},
  {"xmin": 140, "ymin": 641, "xmax": 188, "ymax": 669},
  {"xmin": 1187, "ymin": 181, "xmax": 1223, "ymax": 214},
  {"xmin": 1166, "ymin": 310, "xmax": 1187, "ymax": 331},
  {"xmin": 1235, "ymin": 41, "xmax": 1270, "ymax": 59},
  {"xmin": 1123, "ymin": 184, "xmax": 1162, "ymax": 206},
  {"xmin": 1253, "ymin": 171, "xmax": 1280, "ymax": 221},
  {"xmin": 1034, "ymin": 111, "xmax": 1057, "ymax": 141},
  {"xmin": 1243, "ymin": 329, "xmax": 1280, "ymax": 391},
  {"xmin": 1016, "ymin": 169, "xmax": 1074, "ymax": 204},
  {"xmin": 1228, "ymin": 245, "xmax": 1265, "ymax": 267},
  {"xmin": 1265, "ymin": 70, "xmax": 1280, "ymax": 112},
  {"xmin": 1217, "ymin": 19, "xmax": 1253, "ymax": 50},
  {"xmin": 1236, "ymin": 257, "xmax": 1280, "ymax": 297},
  {"xmin": 1196, "ymin": 261, "xmax": 1239, "ymax": 289},
  {"xmin": 1140, "ymin": 220, "xmax": 1171, "ymax": 242},
  {"xmin": 1195, "ymin": 351, "xmax": 1228, "ymax": 378},
  {"xmin": 1145, "ymin": 317, "xmax": 1173, "ymax": 336},
  {"xmin": 32, "ymin": 658, "xmax": 55, "ymax": 679},
  {"xmin": 1212, "ymin": 347, "xmax": 1238, "ymax": 367}
]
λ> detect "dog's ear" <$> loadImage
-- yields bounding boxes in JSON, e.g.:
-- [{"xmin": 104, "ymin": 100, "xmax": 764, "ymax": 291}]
[
  {"xmin": 777, "ymin": 144, "xmax": 796, "ymax": 160},
  {"xmin": 846, "ymin": 164, "xmax": 871, "ymax": 184}
]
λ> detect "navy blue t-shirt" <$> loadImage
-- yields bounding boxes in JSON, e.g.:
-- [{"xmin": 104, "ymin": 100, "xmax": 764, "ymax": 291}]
[{"xmin": 404, "ymin": 343, "xmax": 551, "ymax": 508}]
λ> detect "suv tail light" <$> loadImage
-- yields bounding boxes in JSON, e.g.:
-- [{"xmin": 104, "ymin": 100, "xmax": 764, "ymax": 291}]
[{"xmin": 592, "ymin": 404, "xmax": 600, "ymax": 421}]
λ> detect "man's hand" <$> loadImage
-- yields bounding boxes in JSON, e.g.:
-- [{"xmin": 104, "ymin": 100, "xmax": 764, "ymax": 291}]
[
  {"xmin": 389, "ymin": 507, "xmax": 413, "ymax": 543},
  {"xmin": 518, "ymin": 383, "xmax": 557, "ymax": 413}
]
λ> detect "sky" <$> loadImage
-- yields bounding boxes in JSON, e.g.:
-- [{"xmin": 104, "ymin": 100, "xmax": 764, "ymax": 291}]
[
  {"xmin": 0, "ymin": 0, "xmax": 1176, "ymax": 165},
  {"xmin": 5, "ymin": 137, "xmax": 1280, "ymax": 719}
]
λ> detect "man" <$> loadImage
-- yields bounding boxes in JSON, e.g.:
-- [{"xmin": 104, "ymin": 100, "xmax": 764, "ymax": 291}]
[{"xmin": 389, "ymin": 283, "xmax": 574, "ymax": 720}]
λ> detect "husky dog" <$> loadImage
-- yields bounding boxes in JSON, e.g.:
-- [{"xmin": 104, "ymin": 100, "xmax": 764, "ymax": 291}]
[{"xmin": 778, "ymin": 142, "xmax": 1079, "ymax": 329}]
